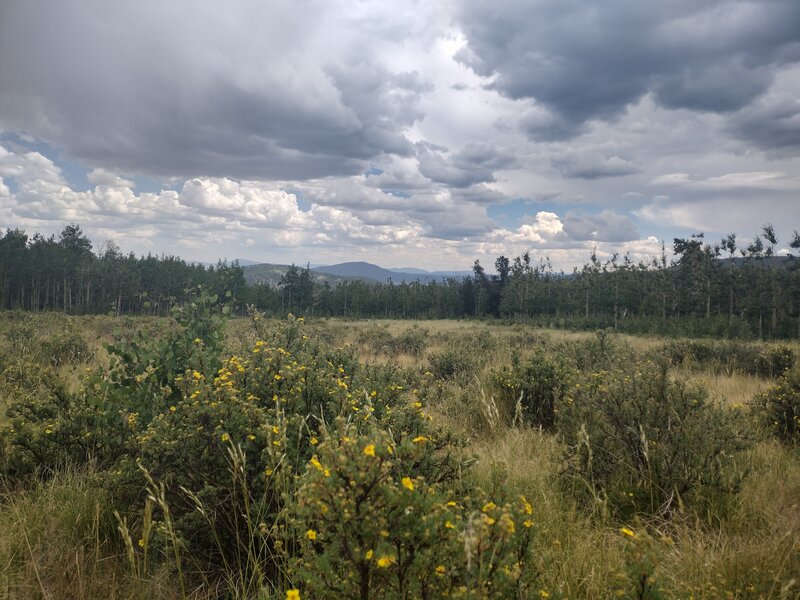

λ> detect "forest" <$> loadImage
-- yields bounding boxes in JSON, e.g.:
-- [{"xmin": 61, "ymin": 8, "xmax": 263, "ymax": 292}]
[{"xmin": 3, "ymin": 224, "xmax": 800, "ymax": 338}]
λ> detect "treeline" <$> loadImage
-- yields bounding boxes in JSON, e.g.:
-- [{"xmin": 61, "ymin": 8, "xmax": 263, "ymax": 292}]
[
  {"xmin": 0, "ymin": 225, "xmax": 246, "ymax": 315},
  {"xmin": 3, "ymin": 224, "xmax": 800, "ymax": 338}
]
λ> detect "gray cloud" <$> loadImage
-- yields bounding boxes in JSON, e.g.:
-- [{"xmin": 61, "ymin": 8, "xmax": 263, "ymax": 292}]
[
  {"xmin": 416, "ymin": 141, "xmax": 517, "ymax": 187},
  {"xmin": 555, "ymin": 155, "xmax": 640, "ymax": 180},
  {"xmin": 455, "ymin": 0, "xmax": 800, "ymax": 131},
  {"xmin": 0, "ymin": 0, "xmax": 427, "ymax": 180},
  {"xmin": 728, "ymin": 91, "xmax": 800, "ymax": 152},
  {"xmin": 562, "ymin": 210, "xmax": 640, "ymax": 242},
  {"xmin": 517, "ymin": 107, "xmax": 588, "ymax": 142}
]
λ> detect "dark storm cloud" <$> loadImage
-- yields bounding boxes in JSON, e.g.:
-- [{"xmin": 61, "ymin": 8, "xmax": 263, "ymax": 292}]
[
  {"xmin": 728, "ymin": 91, "xmax": 800, "ymax": 152},
  {"xmin": 518, "ymin": 109, "xmax": 588, "ymax": 142},
  {"xmin": 455, "ymin": 0, "xmax": 800, "ymax": 132},
  {"xmin": 416, "ymin": 141, "xmax": 518, "ymax": 188},
  {"xmin": 0, "ymin": 0, "xmax": 426, "ymax": 180}
]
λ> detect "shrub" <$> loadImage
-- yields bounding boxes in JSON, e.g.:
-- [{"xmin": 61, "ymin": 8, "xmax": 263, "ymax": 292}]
[
  {"xmin": 661, "ymin": 339, "xmax": 795, "ymax": 378},
  {"xmin": 429, "ymin": 348, "xmax": 478, "ymax": 380},
  {"xmin": 557, "ymin": 361, "xmax": 750, "ymax": 519},
  {"xmin": 753, "ymin": 367, "xmax": 800, "ymax": 445},
  {"xmin": 39, "ymin": 330, "xmax": 92, "ymax": 366},
  {"xmin": 291, "ymin": 420, "xmax": 541, "ymax": 599},
  {"xmin": 753, "ymin": 345, "xmax": 794, "ymax": 378},
  {"xmin": 491, "ymin": 351, "xmax": 574, "ymax": 430}
]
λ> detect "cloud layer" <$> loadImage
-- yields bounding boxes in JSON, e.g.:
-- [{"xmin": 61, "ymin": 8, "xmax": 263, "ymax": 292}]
[{"xmin": 1, "ymin": 0, "xmax": 799, "ymax": 269}]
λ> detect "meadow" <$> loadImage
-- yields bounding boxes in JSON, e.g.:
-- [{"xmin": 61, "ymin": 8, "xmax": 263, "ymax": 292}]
[{"xmin": 0, "ymin": 305, "xmax": 799, "ymax": 599}]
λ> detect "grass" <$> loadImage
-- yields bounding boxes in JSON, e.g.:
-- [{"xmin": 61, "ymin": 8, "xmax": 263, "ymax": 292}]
[
  {"xmin": 1, "ymin": 313, "xmax": 799, "ymax": 598},
  {"xmin": 0, "ymin": 468, "xmax": 179, "ymax": 600}
]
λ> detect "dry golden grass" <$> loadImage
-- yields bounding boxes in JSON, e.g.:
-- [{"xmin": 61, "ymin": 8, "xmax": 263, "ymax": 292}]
[
  {"xmin": 2, "ymin": 314, "xmax": 800, "ymax": 598},
  {"xmin": 0, "ymin": 469, "xmax": 180, "ymax": 600},
  {"xmin": 683, "ymin": 369, "xmax": 771, "ymax": 407}
]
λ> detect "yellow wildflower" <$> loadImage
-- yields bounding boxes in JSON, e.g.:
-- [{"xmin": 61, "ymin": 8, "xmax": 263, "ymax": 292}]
[
  {"xmin": 412, "ymin": 435, "xmax": 428, "ymax": 444},
  {"xmin": 620, "ymin": 527, "xmax": 636, "ymax": 538},
  {"xmin": 435, "ymin": 565, "xmax": 446, "ymax": 576},
  {"xmin": 286, "ymin": 590, "xmax": 300, "ymax": 600},
  {"xmin": 376, "ymin": 555, "xmax": 395, "ymax": 568},
  {"xmin": 520, "ymin": 495, "xmax": 533, "ymax": 515},
  {"xmin": 401, "ymin": 477, "xmax": 414, "ymax": 491},
  {"xmin": 305, "ymin": 529, "xmax": 317, "ymax": 541},
  {"xmin": 221, "ymin": 432, "xmax": 230, "ymax": 442},
  {"xmin": 363, "ymin": 444, "xmax": 376, "ymax": 457},
  {"xmin": 365, "ymin": 549, "xmax": 374, "ymax": 560}
]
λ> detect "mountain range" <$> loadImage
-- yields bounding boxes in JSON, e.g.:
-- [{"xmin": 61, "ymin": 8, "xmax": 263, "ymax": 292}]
[{"xmin": 239, "ymin": 261, "xmax": 472, "ymax": 286}]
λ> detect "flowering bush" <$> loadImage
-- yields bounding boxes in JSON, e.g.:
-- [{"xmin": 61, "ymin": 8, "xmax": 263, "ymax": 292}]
[
  {"xmin": 491, "ymin": 351, "xmax": 575, "ymax": 430},
  {"xmin": 291, "ymin": 420, "xmax": 540, "ymax": 599},
  {"xmin": 754, "ymin": 366, "xmax": 800, "ymax": 445}
]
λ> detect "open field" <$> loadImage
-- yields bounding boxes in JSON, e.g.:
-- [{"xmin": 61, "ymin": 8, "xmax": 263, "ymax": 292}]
[{"xmin": 1, "ymin": 311, "xmax": 799, "ymax": 599}]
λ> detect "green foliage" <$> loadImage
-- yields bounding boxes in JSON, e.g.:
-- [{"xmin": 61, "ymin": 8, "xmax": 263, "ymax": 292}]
[
  {"xmin": 292, "ymin": 421, "xmax": 541, "ymax": 599},
  {"xmin": 753, "ymin": 367, "xmax": 800, "ymax": 445},
  {"xmin": 557, "ymin": 361, "xmax": 751, "ymax": 519},
  {"xmin": 429, "ymin": 348, "xmax": 479, "ymax": 380},
  {"xmin": 662, "ymin": 339, "xmax": 795, "ymax": 378},
  {"xmin": 39, "ymin": 330, "xmax": 92, "ymax": 366},
  {"xmin": 491, "ymin": 351, "xmax": 574, "ymax": 430},
  {"xmin": 0, "ymin": 289, "xmax": 229, "ymax": 477},
  {"xmin": 616, "ymin": 527, "xmax": 665, "ymax": 600},
  {"xmin": 357, "ymin": 325, "xmax": 430, "ymax": 358}
]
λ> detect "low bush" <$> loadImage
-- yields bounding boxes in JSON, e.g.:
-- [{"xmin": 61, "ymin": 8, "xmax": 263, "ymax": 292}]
[
  {"xmin": 753, "ymin": 367, "xmax": 800, "ymax": 445},
  {"xmin": 491, "ymin": 351, "xmax": 575, "ymax": 431},
  {"xmin": 428, "ymin": 348, "xmax": 479, "ymax": 380},
  {"xmin": 557, "ymin": 361, "xmax": 751, "ymax": 519},
  {"xmin": 291, "ymin": 420, "xmax": 541, "ymax": 599},
  {"xmin": 661, "ymin": 339, "xmax": 794, "ymax": 378}
]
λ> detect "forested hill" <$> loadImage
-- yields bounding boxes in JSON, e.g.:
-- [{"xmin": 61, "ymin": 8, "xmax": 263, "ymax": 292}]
[{"xmin": 2, "ymin": 225, "xmax": 800, "ymax": 338}]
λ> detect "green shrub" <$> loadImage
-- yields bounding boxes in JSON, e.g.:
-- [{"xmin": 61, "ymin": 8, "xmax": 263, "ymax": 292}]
[
  {"xmin": 429, "ymin": 348, "xmax": 477, "ymax": 380},
  {"xmin": 391, "ymin": 326, "xmax": 429, "ymax": 356},
  {"xmin": 753, "ymin": 345, "xmax": 794, "ymax": 378},
  {"xmin": 661, "ymin": 339, "xmax": 795, "ymax": 378},
  {"xmin": 557, "ymin": 361, "xmax": 750, "ymax": 519},
  {"xmin": 753, "ymin": 367, "xmax": 800, "ymax": 445},
  {"xmin": 291, "ymin": 420, "xmax": 541, "ymax": 599},
  {"xmin": 491, "ymin": 351, "xmax": 574, "ymax": 430},
  {"xmin": 39, "ymin": 330, "xmax": 92, "ymax": 366}
]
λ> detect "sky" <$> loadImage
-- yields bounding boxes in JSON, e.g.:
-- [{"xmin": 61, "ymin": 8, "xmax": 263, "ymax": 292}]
[{"xmin": 1, "ymin": 0, "xmax": 799, "ymax": 271}]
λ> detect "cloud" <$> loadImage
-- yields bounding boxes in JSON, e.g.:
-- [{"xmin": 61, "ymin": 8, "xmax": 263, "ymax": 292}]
[
  {"xmin": 416, "ymin": 141, "xmax": 517, "ymax": 187},
  {"xmin": 516, "ymin": 106, "xmax": 588, "ymax": 142},
  {"xmin": 555, "ymin": 154, "xmax": 640, "ymax": 180},
  {"xmin": 727, "ymin": 70, "xmax": 800, "ymax": 153},
  {"xmin": 455, "ymin": 0, "xmax": 800, "ymax": 133},
  {"xmin": 86, "ymin": 169, "xmax": 135, "ymax": 188},
  {"xmin": 562, "ymin": 210, "xmax": 640, "ymax": 242},
  {"xmin": 0, "ymin": 1, "xmax": 430, "ymax": 180},
  {"xmin": 649, "ymin": 171, "xmax": 798, "ymax": 191}
]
